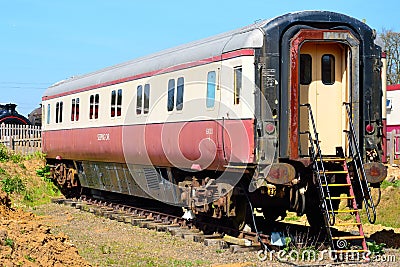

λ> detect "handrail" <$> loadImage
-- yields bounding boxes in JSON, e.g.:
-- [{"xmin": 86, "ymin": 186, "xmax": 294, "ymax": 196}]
[
  {"xmin": 300, "ymin": 103, "xmax": 336, "ymax": 226},
  {"xmin": 343, "ymin": 102, "xmax": 376, "ymax": 223}
]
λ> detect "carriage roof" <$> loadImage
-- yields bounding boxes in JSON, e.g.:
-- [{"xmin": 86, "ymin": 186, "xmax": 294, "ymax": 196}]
[{"xmin": 43, "ymin": 11, "xmax": 371, "ymax": 98}]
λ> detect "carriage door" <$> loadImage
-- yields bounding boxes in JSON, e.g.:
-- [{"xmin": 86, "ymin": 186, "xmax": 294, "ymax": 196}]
[{"xmin": 299, "ymin": 43, "xmax": 348, "ymax": 156}]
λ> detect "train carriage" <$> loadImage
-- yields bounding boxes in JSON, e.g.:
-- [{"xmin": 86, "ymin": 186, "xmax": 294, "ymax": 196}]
[{"xmin": 42, "ymin": 11, "xmax": 387, "ymax": 250}]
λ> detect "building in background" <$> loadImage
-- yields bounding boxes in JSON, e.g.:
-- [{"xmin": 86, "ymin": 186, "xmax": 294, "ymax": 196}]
[
  {"xmin": 387, "ymin": 84, "xmax": 400, "ymax": 132},
  {"xmin": 387, "ymin": 84, "xmax": 400, "ymax": 163}
]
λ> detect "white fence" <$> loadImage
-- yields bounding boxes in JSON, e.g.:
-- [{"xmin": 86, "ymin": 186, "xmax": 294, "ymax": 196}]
[
  {"xmin": 0, "ymin": 124, "xmax": 42, "ymax": 155},
  {"xmin": 387, "ymin": 129, "xmax": 400, "ymax": 164}
]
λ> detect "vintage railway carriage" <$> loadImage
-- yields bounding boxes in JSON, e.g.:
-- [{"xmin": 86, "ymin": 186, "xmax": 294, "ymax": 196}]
[{"xmin": 42, "ymin": 11, "xmax": 386, "ymax": 232}]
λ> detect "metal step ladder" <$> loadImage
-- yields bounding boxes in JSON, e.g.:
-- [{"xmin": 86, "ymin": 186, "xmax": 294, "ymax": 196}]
[
  {"xmin": 343, "ymin": 102, "xmax": 377, "ymax": 224},
  {"xmin": 318, "ymin": 157, "xmax": 368, "ymax": 254},
  {"xmin": 300, "ymin": 103, "xmax": 371, "ymax": 254}
]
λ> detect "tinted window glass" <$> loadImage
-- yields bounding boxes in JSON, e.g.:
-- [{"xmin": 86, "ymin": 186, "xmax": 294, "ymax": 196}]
[
  {"xmin": 117, "ymin": 89, "xmax": 122, "ymax": 116},
  {"xmin": 234, "ymin": 67, "xmax": 242, "ymax": 105},
  {"xmin": 94, "ymin": 94, "xmax": 99, "ymax": 119},
  {"xmin": 176, "ymin": 77, "xmax": 184, "ymax": 110},
  {"xmin": 71, "ymin": 99, "xmax": 75, "ymax": 121},
  {"xmin": 136, "ymin": 85, "xmax": 142, "ymax": 115},
  {"xmin": 144, "ymin": 84, "xmax": 150, "ymax": 114},
  {"xmin": 47, "ymin": 104, "xmax": 50, "ymax": 124},
  {"xmin": 322, "ymin": 54, "xmax": 335, "ymax": 85},
  {"xmin": 111, "ymin": 90, "xmax": 116, "ymax": 117},
  {"xmin": 75, "ymin": 98, "xmax": 79, "ymax": 121},
  {"xmin": 300, "ymin": 54, "xmax": 312, "ymax": 85},
  {"xmin": 167, "ymin": 79, "xmax": 175, "ymax": 111},
  {"xmin": 55, "ymin": 102, "xmax": 59, "ymax": 123},
  {"xmin": 89, "ymin": 95, "xmax": 94, "ymax": 119},
  {"xmin": 207, "ymin": 71, "xmax": 216, "ymax": 108}
]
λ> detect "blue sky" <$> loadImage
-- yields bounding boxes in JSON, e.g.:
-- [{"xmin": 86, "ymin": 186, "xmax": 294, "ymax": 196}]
[{"xmin": 1, "ymin": 0, "xmax": 399, "ymax": 116}]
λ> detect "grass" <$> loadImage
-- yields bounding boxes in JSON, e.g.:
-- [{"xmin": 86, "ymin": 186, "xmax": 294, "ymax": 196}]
[
  {"xmin": 381, "ymin": 179, "xmax": 400, "ymax": 189},
  {"xmin": 373, "ymin": 186, "xmax": 400, "ymax": 228},
  {"xmin": 0, "ymin": 146, "xmax": 60, "ymax": 208}
]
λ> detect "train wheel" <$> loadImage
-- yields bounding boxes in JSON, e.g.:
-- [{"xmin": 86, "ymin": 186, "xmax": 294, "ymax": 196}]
[
  {"xmin": 67, "ymin": 169, "xmax": 79, "ymax": 187},
  {"xmin": 54, "ymin": 163, "xmax": 67, "ymax": 186}
]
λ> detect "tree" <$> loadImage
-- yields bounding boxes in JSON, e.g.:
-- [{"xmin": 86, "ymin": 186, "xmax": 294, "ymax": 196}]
[{"xmin": 379, "ymin": 30, "xmax": 400, "ymax": 85}]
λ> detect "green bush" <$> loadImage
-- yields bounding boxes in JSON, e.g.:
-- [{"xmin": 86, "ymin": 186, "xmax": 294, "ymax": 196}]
[
  {"xmin": 1, "ymin": 176, "xmax": 25, "ymax": 194},
  {"xmin": 36, "ymin": 165, "xmax": 51, "ymax": 179},
  {"xmin": 0, "ymin": 145, "xmax": 9, "ymax": 162},
  {"xmin": 367, "ymin": 241, "xmax": 386, "ymax": 255}
]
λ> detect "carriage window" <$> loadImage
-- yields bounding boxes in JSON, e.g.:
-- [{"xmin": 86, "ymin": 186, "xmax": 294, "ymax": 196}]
[
  {"xmin": 111, "ymin": 90, "xmax": 116, "ymax": 117},
  {"xmin": 167, "ymin": 79, "xmax": 175, "ymax": 111},
  {"xmin": 144, "ymin": 84, "xmax": 150, "ymax": 114},
  {"xmin": 137, "ymin": 84, "xmax": 150, "ymax": 115},
  {"xmin": 207, "ymin": 71, "xmax": 216, "ymax": 108},
  {"xmin": 56, "ymin": 103, "xmax": 59, "ymax": 123},
  {"xmin": 89, "ymin": 95, "xmax": 94, "ymax": 119},
  {"xmin": 117, "ymin": 89, "xmax": 122, "ymax": 116},
  {"xmin": 136, "ymin": 85, "xmax": 143, "ymax": 115},
  {"xmin": 47, "ymin": 104, "xmax": 50, "ymax": 124},
  {"xmin": 71, "ymin": 98, "xmax": 80, "ymax": 121},
  {"xmin": 90, "ymin": 94, "xmax": 99, "ymax": 119},
  {"xmin": 75, "ymin": 98, "xmax": 80, "ymax": 121},
  {"xmin": 321, "ymin": 54, "xmax": 335, "ymax": 85},
  {"xmin": 55, "ymin": 101, "xmax": 63, "ymax": 123},
  {"xmin": 110, "ymin": 90, "xmax": 122, "ymax": 117},
  {"xmin": 177, "ymin": 77, "xmax": 184, "ymax": 111},
  {"xmin": 94, "ymin": 94, "xmax": 99, "ymax": 119},
  {"xmin": 300, "ymin": 54, "xmax": 312, "ymax": 85},
  {"xmin": 234, "ymin": 67, "xmax": 242, "ymax": 105}
]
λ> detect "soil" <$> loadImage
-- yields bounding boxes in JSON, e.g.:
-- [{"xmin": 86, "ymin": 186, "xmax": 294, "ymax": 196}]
[
  {"xmin": 0, "ymin": 191, "xmax": 91, "ymax": 266},
  {"xmin": 32, "ymin": 203, "xmax": 400, "ymax": 267}
]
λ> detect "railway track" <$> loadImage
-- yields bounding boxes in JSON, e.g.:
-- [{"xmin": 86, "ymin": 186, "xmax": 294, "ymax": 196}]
[
  {"xmin": 52, "ymin": 195, "xmax": 273, "ymax": 254},
  {"xmin": 51, "ymin": 196, "xmax": 399, "ymax": 266}
]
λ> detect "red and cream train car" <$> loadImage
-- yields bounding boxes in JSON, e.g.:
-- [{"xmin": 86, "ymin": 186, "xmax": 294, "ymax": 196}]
[{"xmin": 42, "ymin": 11, "xmax": 386, "ymax": 228}]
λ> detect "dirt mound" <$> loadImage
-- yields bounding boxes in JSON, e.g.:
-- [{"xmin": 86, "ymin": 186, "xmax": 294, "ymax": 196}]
[
  {"xmin": 0, "ymin": 190, "xmax": 91, "ymax": 266},
  {"xmin": 370, "ymin": 229, "xmax": 400, "ymax": 249}
]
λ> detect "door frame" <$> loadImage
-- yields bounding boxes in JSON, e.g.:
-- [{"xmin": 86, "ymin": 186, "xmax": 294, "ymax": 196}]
[{"xmin": 288, "ymin": 29, "xmax": 360, "ymax": 159}]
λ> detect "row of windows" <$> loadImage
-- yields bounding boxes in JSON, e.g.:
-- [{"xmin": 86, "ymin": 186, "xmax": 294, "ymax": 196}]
[
  {"xmin": 46, "ymin": 67, "xmax": 244, "ymax": 124},
  {"xmin": 300, "ymin": 54, "xmax": 335, "ymax": 85}
]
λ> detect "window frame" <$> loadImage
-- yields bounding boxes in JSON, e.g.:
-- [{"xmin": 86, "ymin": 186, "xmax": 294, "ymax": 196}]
[
  {"xmin": 176, "ymin": 77, "xmax": 184, "ymax": 111},
  {"xmin": 136, "ymin": 85, "xmax": 143, "ymax": 115},
  {"xmin": 89, "ymin": 94, "xmax": 99, "ymax": 120},
  {"xmin": 321, "ymin": 54, "xmax": 335, "ymax": 85},
  {"xmin": 143, "ymin": 84, "xmax": 150, "ymax": 114},
  {"xmin": 71, "ymin": 98, "xmax": 80, "ymax": 122},
  {"xmin": 167, "ymin": 79, "xmax": 175, "ymax": 112},
  {"xmin": 111, "ymin": 90, "xmax": 116, "ymax": 117},
  {"xmin": 233, "ymin": 66, "xmax": 242, "ymax": 105},
  {"xmin": 117, "ymin": 89, "xmax": 122, "ymax": 116},
  {"xmin": 46, "ymin": 104, "xmax": 50, "ymax": 124},
  {"xmin": 300, "ymin": 54, "xmax": 312, "ymax": 85},
  {"xmin": 94, "ymin": 94, "xmax": 99, "ymax": 119},
  {"xmin": 206, "ymin": 71, "xmax": 216, "ymax": 109},
  {"xmin": 89, "ymin": 95, "xmax": 94, "ymax": 119},
  {"xmin": 55, "ymin": 101, "xmax": 63, "ymax": 123}
]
